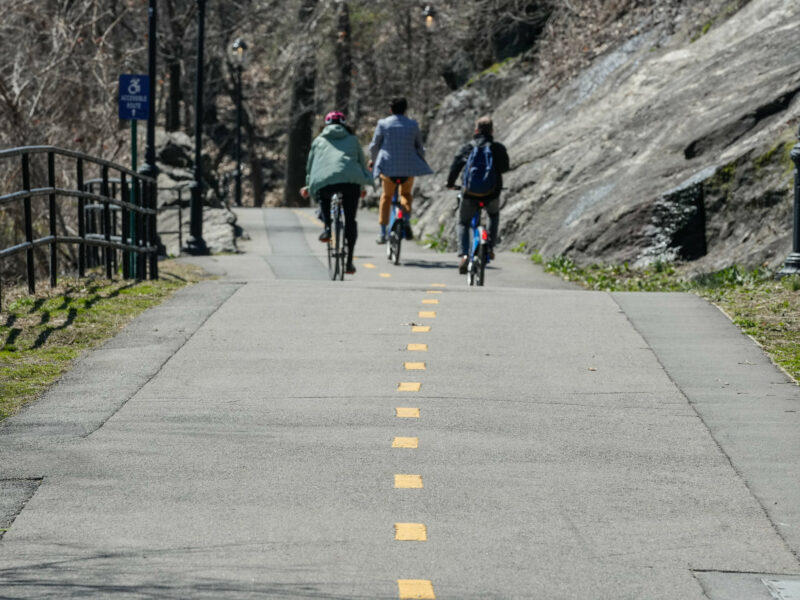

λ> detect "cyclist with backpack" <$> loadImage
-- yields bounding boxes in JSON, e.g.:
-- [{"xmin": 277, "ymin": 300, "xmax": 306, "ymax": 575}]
[
  {"xmin": 301, "ymin": 111, "xmax": 373, "ymax": 275},
  {"xmin": 446, "ymin": 116, "xmax": 510, "ymax": 274}
]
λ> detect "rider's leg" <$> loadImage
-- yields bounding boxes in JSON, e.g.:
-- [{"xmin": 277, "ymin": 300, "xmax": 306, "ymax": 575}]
[
  {"xmin": 458, "ymin": 195, "xmax": 476, "ymax": 257},
  {"xmin": 318, "ymin": 186, "xmax": 333, "ymax": 241},
  {"xmin": 398, "ymin": 177, "xmax": 415, "ymax": 216},
  {"xmin": 342, "ymin": 184, "xmax": 360, "ymax": 268},
  {"xmin": 486, "ymin": 196, "xmax": 501, "ymax": 252},
  {"xmin": 378, "ymin": 175, "xmax": 396, "ymax": 225}
]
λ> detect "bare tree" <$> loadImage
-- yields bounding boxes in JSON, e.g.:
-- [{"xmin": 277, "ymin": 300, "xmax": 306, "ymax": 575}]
[{"xmin": 283, "ymin": 0, "xmax": 318, "ymax": 207}]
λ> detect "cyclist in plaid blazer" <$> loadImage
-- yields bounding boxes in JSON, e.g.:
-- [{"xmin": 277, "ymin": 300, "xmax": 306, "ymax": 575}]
[{"xmin": 368, "ymin": 97, "xmax": 433, "ymax": 244}]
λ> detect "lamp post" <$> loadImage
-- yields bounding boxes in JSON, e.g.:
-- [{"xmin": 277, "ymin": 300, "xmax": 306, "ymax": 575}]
[
  {"xmin": 185, "ymin": 0, "xmax": 209, "ymax": 255},
  {"xmin": 421, "ymin": 4, "xmax": 436, "ymax": 139},
  {"xmin": 777, "ymin": 126, "xmax": 800, "ymax": 278},
  {"xmin": 232, "ymin": 38, "xmax": 248, "ymax": 208},
  {"xmin": 137, "ymin": 0, "xmax": 159, "ymax": 278}
]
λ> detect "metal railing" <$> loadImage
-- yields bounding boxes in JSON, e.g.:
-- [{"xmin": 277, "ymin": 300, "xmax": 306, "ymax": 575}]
[{"xmin": 0, "ymin": 146, "xmax": 158, "ymax": 302}]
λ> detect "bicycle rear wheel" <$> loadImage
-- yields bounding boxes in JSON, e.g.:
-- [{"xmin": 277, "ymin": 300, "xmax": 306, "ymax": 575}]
[
  {"xmin": 476, "ymin": 244, "xmax": 486, "ymax": 287},
  {"xmin": 388, "ymin": 221, "xmax": 402, "ymax": 265},
  {"xmin": 331, "ymin": 216, "xmax": 343, "ymax": 280}
]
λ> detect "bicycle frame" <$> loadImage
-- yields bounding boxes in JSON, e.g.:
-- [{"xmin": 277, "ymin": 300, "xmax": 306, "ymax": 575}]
[
  {"xmin": 386, "ymin": 178, "xmax": 407, "ymax": 265},
  {"xmin": 464, "ymin": 195, "xmax": 490, "ymax": 286},
  {"xmin": 327, "ymin": 192, "xmax": 346, "ymax": 280}
]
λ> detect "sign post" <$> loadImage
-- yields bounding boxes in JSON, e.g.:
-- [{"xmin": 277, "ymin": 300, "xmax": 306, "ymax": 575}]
[{"xmin": 118, "ymin": 74, "xmax": 150, "ymax": 278}]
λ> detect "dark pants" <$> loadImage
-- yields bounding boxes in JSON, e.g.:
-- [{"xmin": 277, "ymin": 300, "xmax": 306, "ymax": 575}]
[
  {"xmin": 319, "ymin": 183, "xmax": 359, "ymax": 262},
  {"xmin": 457, "ymin": 194, "xmax": 499, "ymax": 257}
]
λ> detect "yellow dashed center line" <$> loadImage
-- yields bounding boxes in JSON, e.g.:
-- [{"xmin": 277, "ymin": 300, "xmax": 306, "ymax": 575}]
[
  {"xmin": 380, "ymin": 273, "xmax": 392, "ymax": 278},
  {"xmin": 418, "ymin": 311, "xmax": 436, "ymax": 318},
  {"xmin": 404, "ymin": 362, "xmax": 426, "ymax": 371},
  {"xmin": 421, "ymin": 299, "xmax": 439, "ymax": 305},
  {"xmin": 398, "ymin": 580, "xmax": 435, "ymax": 599},
  {"xmin": 397, "ymin": 382, "xmax": 421, "ymax": 392},
  {"xmin": 392, "ymin": 437, "xmax": 419, "ymax": 449},
  {"xmin": 426, "ymin": 290, "xmax": 442, "ymax": 294},
  {"xmin": 394, "ymin": 474, "xmax": 423, "ymax": 488},
  {"xmin": 411, "ymin": 326, "xmax": 431, "ymax": 333},
  {"xmin": 363, "ymin": 263, "xmax": 376, "ymax": 269},
  {"xmin": 395, "ymin": 523, "xmax": 427, "ymax": 541},
  {"xmin": 396, "ymin": 407, "xmax": 420, "ymax": 418},
  {"xmin": 430, "ymin": 283, "xmax": 446, "ymax": 288},
  {"xmin": 407, "ymin": 344, "xmax": 427, "ymax": 351}
]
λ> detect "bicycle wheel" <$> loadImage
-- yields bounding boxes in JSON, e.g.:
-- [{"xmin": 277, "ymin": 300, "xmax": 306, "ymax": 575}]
[
  {"xmin": 338, "ymin": 241, "xmax": 347, "ymax": 281},
  {"xmin": 332, "ymin": 216, "xmax": 343, "ymax": 280},
  {"xmin": 476, "ymin": 244, "xmax": 486, "ymax": 287},
  {"xmin": 327, "ymin": 235, "xmax": 334, "ymax": 277},
  {"xmin": 389, "ymin": 221, "xmax": 402, "ymax": 265}
]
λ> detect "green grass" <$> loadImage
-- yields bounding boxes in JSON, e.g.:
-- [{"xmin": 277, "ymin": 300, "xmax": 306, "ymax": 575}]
[
  {"xmin": 541, "ymin": 255, "xmax": 800, "ymax": 381},
  {"xmin": 423, "ymin": 224, "xmax": 450, "ymax": 253},
  {"xmin": 0, "ymin": 262, "xmax": 207, "ymax": 421}
]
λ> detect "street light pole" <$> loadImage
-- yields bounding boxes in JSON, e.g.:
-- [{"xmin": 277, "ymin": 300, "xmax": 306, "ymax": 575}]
[
  {"xmin": 777, "ymin": 126, "xmax": 800, "ymax": 278},
  {"xmin": 185, "ymin": 0, "xmax": 209, "ymax": 255},
  {"xmin": 138, "ymin": 0, "xmax": 159, "ymax": 279},
  {"xmin": 232, "ymin": 39, "xmax": 248, "ymax": 208},
  {"xmin": 141, "ymin": 0, "xmax": 158, "ymax": 181}
]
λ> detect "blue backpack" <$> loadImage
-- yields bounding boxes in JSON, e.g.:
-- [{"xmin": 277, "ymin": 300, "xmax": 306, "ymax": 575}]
[{"xmin": 462, "ymin": 141, "xmax": 497, "ymax": 197}]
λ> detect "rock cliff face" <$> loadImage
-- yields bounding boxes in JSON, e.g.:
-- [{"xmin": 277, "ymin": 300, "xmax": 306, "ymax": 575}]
[{"xmin": 415, "ymin": 0, "xmax": 800, "ymax": 271}]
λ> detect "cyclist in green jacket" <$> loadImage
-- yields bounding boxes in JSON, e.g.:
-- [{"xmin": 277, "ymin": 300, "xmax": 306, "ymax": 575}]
[{"xmin": 301, "ymin": 111, "xmax": 373, "ymax": 274}]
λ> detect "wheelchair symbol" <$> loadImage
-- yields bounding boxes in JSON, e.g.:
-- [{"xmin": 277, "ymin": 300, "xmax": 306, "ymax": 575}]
[{"xmin": 127, "ymin": 78, "xmax": 142, "ymax": 95}]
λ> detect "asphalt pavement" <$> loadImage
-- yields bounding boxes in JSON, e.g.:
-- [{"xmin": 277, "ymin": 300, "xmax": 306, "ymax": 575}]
[{"xmin": 0, "ymin": 206, "xmax": 798, "ymax": 599}]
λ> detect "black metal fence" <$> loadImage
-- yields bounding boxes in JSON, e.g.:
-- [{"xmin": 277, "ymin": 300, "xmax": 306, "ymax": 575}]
[{"xmin": 0, "ymin": 146, "xmax": 158, "ymax": 303}]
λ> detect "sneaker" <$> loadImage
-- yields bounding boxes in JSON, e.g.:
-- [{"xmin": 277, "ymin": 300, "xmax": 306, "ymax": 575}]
[
  {"xmin": 319, "ymin": 228, "xmax": 331, "ymax": 243},
  {"xmin": 488, "ymin": 248, "xmax": 495, "ymax": 260},
  {"xmin": 459, "ymin": 256, "xmax": 468, "ymax": 274},
  {"xmin": 376, "ymin": 233, "xmax": 387, "ymax": 245},
  {"xmin": 345, "ymin": 264, "xmax": 356, "ymax": 274},
  {"xmin": 404, "ymin": 223, "xmax": 414, "ymax": 241}
]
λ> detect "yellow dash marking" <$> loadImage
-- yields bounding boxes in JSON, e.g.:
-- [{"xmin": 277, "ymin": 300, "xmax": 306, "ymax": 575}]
[
  {"xmin": 407, "ymin": 344, "xmax": 428, "ymax": 351},
  {"xmin": 421, "ymin": 299, "xmax": 439, "ymax": 305},
  {"xmin": 396, "ymin": 407, "xmax": 420, "ymax": 418},
  {"xmin": 404, "ymin": 362, "xmax": 426, "ymax": 370},
  {"xmin": 363, "ymin": 263, "xmax": 376, "ymax": 269},
  {"xmin": 418, "ymin": 311, "xmax": 436, "ymax": 318},
  {"xmin": 392, "ymin": 437, "xmax": 419, "ymax": 449},
  {"xmin": 395, "ymin": 523, "xmax": 427, "ymax": 541},
  {"xmin": 397, "ymin": 382, "xmax": 421, "ymax": 392},
  {"xmin": 380, "ymin": 273, "xmax": 392, "ymax": 278},
  {"xmin": 394, "ymin": 474, "xmax": 423, "ymax": 488},
  {"xmin": 431, "ymin": 283, "xmax": 446, "ymax": 288},
  {"xmin": 411, "ymin": 326, "xmax": 431, "ymax": 333},
  {"xmin": 426, "ymin": 290, "xmax": 442, "ymax": 294},
  {"xmin": 398, "ymin": 580, "xmax": 435, "ymax": 599}
]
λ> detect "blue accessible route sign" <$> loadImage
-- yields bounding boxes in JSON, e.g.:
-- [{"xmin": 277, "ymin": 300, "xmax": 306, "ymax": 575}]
[{"xmin": 118, "ymin": 74, "xmax": 149, "ymax": 121}]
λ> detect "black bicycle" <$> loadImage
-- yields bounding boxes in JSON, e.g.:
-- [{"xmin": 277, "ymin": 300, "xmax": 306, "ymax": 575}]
[
  {"xmin": 386, "ymin": 177, "xmax": 409, "ymax": 265},
  {"xmin": 327, "ymin": 192, "xmax": 346, "ymax": 280}
]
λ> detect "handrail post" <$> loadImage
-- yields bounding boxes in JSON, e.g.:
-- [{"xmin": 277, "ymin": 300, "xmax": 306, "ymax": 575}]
[
  {"xmin": 777, "ymin": 129, "xmax": 800, "ymax": 278},
  {"xmin": 148, "ymin": 179, "xmax": 158, "ymax": 280},
  {"xmin": 22, "ymin": 153, "xmax": 35, "ymax": 294},
  {"xmin": 101, "ymin": 165, "xmax": 112, "ymax": 279},
  {"xmin": 48, "ymin": 151, "xmax": 57, "ymax": 288},
  {"xmin": 77, "ymin": 158, "xmax": 86, "ymax": 277},
  {"xmin": 135, "ymin": 180, "xmax": 145, "ymax": 280},
  {"xmin": 121, "ymin": 173, "xmax": 130, "ymax": 279}
]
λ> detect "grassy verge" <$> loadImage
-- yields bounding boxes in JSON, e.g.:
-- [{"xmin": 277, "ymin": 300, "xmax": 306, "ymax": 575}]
[
  {"xmin": 0, "ymin": 261, "xmax": 208, "ymax": 420},
  {"xmin": 543, "ymin": 257, "xmax": 800, "ymax": 382}
]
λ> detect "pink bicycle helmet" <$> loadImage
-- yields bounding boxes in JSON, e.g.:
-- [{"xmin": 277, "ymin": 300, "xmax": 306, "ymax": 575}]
[{"xmin": 324, "ymin": 111, "xmax": 346, "ymax": 125}]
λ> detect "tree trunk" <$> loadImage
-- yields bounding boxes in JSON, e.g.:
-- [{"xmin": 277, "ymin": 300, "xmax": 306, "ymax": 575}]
[
  {"xmin": 334, "ymin": 2, "xmax": 352, "ymax": 115},
  {"xmin": 166, "ymin": 61, "xmax": 182, "ymax": 132},
  {"xmin": 283, "ymin": 0, "xmax": 318, "ymax": 207}
]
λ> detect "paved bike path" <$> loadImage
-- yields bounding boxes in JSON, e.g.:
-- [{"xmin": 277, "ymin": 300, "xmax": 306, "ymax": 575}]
[{"xmin": 0, "ymin": 207, "xmax": 798, "ymax": 599}]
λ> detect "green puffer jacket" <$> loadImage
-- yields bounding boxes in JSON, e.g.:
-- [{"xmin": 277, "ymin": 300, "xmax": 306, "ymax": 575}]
[{"xmin": 305, "ymin": 124, "xmax": 373, "ymax": 198}]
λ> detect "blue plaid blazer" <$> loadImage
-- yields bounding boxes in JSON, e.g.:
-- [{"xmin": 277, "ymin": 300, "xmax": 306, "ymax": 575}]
[{"xmin": 369, "ymin": 115, "xmax": 433, "ymax": 178}]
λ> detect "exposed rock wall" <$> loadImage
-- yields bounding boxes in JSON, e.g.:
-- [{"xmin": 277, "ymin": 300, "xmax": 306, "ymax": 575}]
[{"xmin": 415, "ymin": 0, "xmax": 800, "ymax": 270}]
